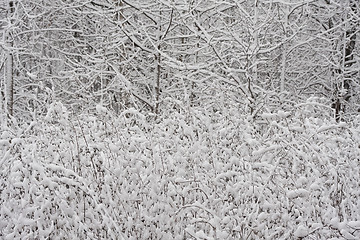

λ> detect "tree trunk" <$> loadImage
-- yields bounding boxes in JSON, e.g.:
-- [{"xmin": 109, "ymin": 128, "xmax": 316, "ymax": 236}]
[
  {"xmin": 5, "ymin": 1, "xmax": 14, "ymax": 117},
  {"xmin": 332, "ymin": 0, "xmax": 357, "ymax": 122}
]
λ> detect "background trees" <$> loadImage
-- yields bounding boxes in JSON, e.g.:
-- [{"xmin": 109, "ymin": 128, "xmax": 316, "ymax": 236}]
[
  {"xmin": 281, "ymin": 0, "xmax": 359, "ymax": 121},
  {"xmin": 1, "ymin": 0, "xmax": 358, "ymax": 121}
]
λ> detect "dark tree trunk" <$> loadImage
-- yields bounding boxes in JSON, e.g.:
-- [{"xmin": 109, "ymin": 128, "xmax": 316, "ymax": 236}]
[
  {"xmin": 332, "ymin": 0, "xmax": 357, "ymax": 122},
  {"xmin": 5, "ymin": 1, "xmax": 15, "ymax": 117}
]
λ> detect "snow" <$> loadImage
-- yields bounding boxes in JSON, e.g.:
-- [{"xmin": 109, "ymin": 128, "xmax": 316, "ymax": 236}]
[
  {"xmin": 286, "ymin": 189, "xmax": 310, "ymax": 199},
  {"xmin": 294, "ymin": 225, "xmax": 308, "ymax": 238},
  {"xmin": 20, "ymin": 105, "xmax": 350, "ymax": 239},
  {"xmin": 95, "ymin": 104, "xmax": 107, "ymax": 115},
  {"xmin": 348, "ymin": 221, "xmax": 360, "ymax": 229},
  {"xmin": 0, "ymin": 139, "xmax": 10, "ymax": 148},
  {"xmin": 26, "ymin": 72, "xmax": 37, "ymax": 80}
]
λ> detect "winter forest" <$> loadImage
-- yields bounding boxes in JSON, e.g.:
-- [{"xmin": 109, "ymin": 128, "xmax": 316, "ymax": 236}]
[{"xmin": 0, "ymin": 0, "xmax": 359, "ymax": 239}]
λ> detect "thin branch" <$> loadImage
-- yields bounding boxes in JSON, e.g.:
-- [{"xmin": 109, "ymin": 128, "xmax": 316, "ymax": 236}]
[{"xmin": 161, "ymin": 8, "xmax": 174, "ymax": 40}]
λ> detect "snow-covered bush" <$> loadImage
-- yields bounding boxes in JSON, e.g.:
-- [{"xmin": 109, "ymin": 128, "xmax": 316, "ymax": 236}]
[{"xmin": 1, "ymin": 100, "xmax": 359, "ymax": 239}]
